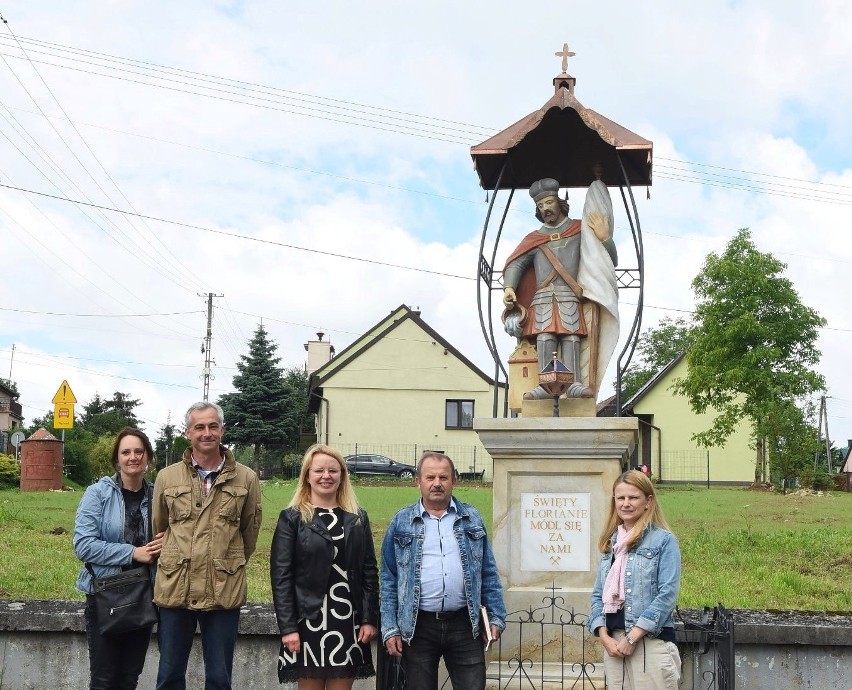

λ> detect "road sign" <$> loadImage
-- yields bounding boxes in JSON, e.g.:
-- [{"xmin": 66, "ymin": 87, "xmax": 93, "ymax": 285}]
[
  {"xmin": 52, "ymin": 380, "xmax": 77, "ymax": 404},
  {"xmin": 54, "ymin": 403, "xmax": 74, "ymax": 429},
  {"xmin": 10, "ymin": 431, "xmax": 25, "ymax": 447}
]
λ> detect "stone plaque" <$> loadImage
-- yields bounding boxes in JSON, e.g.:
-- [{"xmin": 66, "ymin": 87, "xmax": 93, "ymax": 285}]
[{"xmin": 520, "ymin": 492, "xmax": 590, "ymax": 572}]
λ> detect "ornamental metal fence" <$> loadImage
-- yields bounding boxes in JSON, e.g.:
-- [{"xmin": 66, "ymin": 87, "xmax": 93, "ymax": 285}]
[{"xmin": 376, "ymin": 598, "xmax": 735, "ymax": 690}]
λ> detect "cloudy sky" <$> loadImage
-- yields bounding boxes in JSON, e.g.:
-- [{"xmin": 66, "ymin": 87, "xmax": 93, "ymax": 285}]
[{"xmin": 1, "ymin": 1, "xmax": 851, "ymax": 450}]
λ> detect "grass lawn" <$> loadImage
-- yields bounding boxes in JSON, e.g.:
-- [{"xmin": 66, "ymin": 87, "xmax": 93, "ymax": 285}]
[{"xmin": 1, "ymin": 481, "xmax": 849, "ymax": 611}]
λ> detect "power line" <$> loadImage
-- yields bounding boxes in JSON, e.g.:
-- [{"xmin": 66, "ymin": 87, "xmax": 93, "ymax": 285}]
[
  {"xmin": 4, "ymin": 33, "xmax": 852, "ymax": 207},
  {"xmin": 0, "ymin": 306, "xmax": 201, "ymax": 317},
  {"xmin": 0, "ymin": 181, "xmax": 474, "ymax": 280},
  {"xmin": 0, "ymin": 34, "xmax": 211, "ymax": 303},
  {"xmin": 0, "ymin": 33, "xmax": 495, "ymax": 136}
]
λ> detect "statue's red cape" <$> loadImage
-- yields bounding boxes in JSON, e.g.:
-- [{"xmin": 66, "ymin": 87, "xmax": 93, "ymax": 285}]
[{"xmin": 504, "ymin": 220, "xmax": 582, "ymax": 336}]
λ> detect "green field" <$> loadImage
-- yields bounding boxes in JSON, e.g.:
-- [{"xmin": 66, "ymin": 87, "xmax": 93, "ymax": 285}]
[{"xmin": 1, "ymin": 482, "xmax": 850, "ymax": 611}]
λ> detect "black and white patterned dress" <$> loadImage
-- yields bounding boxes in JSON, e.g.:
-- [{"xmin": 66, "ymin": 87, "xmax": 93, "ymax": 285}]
[{"xmin": 277, "ymin": 507, "xmax": 375, "ymax": 684}]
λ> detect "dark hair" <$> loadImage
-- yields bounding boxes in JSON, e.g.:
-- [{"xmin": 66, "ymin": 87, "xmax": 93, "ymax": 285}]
[
  {"xmin": 416, "ymin": 451, "xmax": 456, "ymax": 478},
  {"xmin": 111, "ymin": 427, "xmax": 155, "ymax": 471}
]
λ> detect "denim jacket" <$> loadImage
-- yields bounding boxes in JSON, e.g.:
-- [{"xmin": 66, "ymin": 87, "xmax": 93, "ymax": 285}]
[
  {"xmin": 380, "ymin": 498, "xmax": 506, "ymax": 644},
  {"xmin": 73, "ymin": 475, "xmax": 155, "ymax": 594},
  {"xmin": 588, "ymin": 524, "xmax": 681, "ymax": 638}
]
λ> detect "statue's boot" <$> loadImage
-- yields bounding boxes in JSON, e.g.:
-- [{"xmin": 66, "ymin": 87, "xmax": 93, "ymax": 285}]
[
  {"xmin": 565, "ymin": 382, "xmax": 594, "ymax": 398},
  {"xmin": 523, "ymin": 385, "xmax": 552, "ymax": 400},
  {"xmin": 561, "ymin": 336, "xmax": 594, "ymax": 398}
]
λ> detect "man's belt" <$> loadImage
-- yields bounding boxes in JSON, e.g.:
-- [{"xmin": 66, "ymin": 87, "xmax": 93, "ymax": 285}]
[{"xmin": 419, "ymin": 608, "xmax": 467, "ymax": 621}]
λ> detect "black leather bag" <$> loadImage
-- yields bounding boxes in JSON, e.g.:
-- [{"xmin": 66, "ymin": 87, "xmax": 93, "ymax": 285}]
[{"xmin": 87, "ymin": 564, "xmax": 158, "ymax": 635}]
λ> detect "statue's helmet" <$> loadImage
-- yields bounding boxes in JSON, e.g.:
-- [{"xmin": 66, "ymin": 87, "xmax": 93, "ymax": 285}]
[{"xmin": 529, "ymin": 178, "xmax": 560, "ymax": 202}]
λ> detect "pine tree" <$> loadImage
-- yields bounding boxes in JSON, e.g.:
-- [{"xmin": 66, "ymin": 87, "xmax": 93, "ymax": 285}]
[{"xmin": 218, "ymin": 325, "xmax": 291, "ymax": 471}]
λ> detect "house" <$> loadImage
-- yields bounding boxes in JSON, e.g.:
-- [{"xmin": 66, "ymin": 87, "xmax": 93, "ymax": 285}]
[
  {"xmin": 306, "ymin": 305, "xmax": 506, "ymax": 477},
  {"xmin": 0, "ymin": 380, "xmax": 24, "ymax": 454},
  {"xmin": 621, "ymin": 354, "xmax": 755, "ymax": 484},
  {"xmin": 841, "ymin": 441, "xmax": 852, "ymax": 492}
]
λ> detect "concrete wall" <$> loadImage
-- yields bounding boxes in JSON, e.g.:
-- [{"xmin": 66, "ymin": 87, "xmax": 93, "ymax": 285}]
[
  {"xmin": 2, "ymin": 601, "xmax": 850, "ymax": 689},
  {"xmin": 0, "ymin": 601, "xmax": 377, "ymax": 690}
]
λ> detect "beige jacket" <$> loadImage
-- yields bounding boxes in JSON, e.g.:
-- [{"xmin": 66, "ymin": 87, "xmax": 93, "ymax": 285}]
[{"xmin": 152, "ymin": 447, "xmax": 261, "ymax": 610}]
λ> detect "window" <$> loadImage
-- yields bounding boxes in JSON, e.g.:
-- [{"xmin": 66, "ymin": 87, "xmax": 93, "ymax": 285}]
[{"xmin": 445, "ymin": 400, "xmax": 474, "ymax": 429}]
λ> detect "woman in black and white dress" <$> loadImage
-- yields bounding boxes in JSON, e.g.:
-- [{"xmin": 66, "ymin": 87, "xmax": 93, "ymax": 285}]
[{"xmin": 271, "ymin": 444, "xmax": 379, "ymax": 689}]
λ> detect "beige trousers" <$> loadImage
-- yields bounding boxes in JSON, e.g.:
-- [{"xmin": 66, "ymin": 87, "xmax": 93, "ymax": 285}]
[{"xmin": 603, "ymin": 630, "xmax": 681, "ymax": 690}]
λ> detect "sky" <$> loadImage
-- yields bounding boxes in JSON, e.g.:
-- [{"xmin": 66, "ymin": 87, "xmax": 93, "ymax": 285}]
[{"xmin": 1, "ymin": 1, "xmax": 851, "ymax": 451}]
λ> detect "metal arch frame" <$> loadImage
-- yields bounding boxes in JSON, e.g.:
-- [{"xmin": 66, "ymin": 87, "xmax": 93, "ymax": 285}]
[{"xmin": 475, "ymin": 152, "xmax": 645, "ymax": 418}]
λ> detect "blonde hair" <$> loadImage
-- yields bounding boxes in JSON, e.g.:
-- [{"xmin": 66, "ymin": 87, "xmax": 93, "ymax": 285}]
[
  {"xmin": 597, "ymin": 470, "xmax": 670, "ymax": 553},
  {"xmin": 288, "ymin": 444, "xmax": 360, "ymax": 523}
]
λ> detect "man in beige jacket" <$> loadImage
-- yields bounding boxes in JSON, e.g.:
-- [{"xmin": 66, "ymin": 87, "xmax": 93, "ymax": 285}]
[{"xmin": 153, "ymin": 401, "xmax": 262, "ymax": 690}]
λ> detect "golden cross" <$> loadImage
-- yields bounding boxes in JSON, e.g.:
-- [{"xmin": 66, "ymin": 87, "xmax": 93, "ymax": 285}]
[{"xmin": 555, "ymin": 42, "xmax": 575, "ymax": 73}]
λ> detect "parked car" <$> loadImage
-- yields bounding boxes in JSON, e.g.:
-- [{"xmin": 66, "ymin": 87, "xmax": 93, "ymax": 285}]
[{"xmin": 344, "ymin": 453, "xmax": 417, "ymax": 479}]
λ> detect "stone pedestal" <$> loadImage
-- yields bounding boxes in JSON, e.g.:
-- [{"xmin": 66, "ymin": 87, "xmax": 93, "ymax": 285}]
[{"xmin": 475, "ymin": 416, "xmax": 638, "ymax": 688}]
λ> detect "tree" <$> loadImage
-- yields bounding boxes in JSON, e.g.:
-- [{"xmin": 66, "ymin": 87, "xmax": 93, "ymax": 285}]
[
  {"xmin": 618, "ymin": 317, "xmax": 695, "ymax": 400},
  {"xmin": 0, "ymin": 378, "xmax": 19, "ymax": 396},
  {"xmin": 80, "ymin": 391, "xmax": 142, "ymax": 436},
  {"xmin": 672, "ymin": 229, "xmax": 826, "ymax": 482},
  {"xmin": 281, "ymin": 366, "xmax": 310, "ymax": 450},
  {"xmin": 762, "ymin": 398, "xmax": 821, "ymax": 492},
  {"xmin": 154, "ymin": 414, "xmax": 178, "ymax": 469},
  {"xmin": 218, "ymin": 325, "xmax": 292, "ymax": 471}
]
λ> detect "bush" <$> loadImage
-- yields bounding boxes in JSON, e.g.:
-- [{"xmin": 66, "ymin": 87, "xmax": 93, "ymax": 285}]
[
  {"xmin": 799, "ymin": 466, "xmax": 835, "ymax": 491},
  {"xmin": 0, "ymin": 453, "xmax": 19, "ymax": 489},
  {"xmin": 281, "ymin": 453, "xmax": 303, "ymax": 480}
]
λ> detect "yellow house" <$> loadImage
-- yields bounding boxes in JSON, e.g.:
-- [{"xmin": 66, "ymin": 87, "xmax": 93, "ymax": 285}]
[
  {"xmin": 307, "ymin": 305, "xmax": 506, "ymax": 477},
  {"xmin": 623, "ymin": 354, "xmax": 755, "ymax": 484}
]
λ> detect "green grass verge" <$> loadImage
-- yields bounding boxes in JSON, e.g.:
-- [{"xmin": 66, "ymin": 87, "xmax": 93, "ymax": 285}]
[{"xmin": 1, "ymin": 482, "xmax": 849, "ymax": 611}]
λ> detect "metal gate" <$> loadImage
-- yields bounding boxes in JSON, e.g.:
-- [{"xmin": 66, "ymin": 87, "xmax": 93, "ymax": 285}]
[{"xmin": 377, "ymin": 601, "xmax": 735, "ymax": 690}]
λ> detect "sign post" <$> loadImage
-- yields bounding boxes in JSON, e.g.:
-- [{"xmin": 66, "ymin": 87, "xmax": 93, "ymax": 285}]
[{"xmin": 10, "ymin": 430, "xmax": 25, "ymax": 464}]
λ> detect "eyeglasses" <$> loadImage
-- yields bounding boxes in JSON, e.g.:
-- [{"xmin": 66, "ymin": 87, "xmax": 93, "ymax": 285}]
[{"xmin": 120, "ymin": 449, "xmax": 146, "ymax": 458}]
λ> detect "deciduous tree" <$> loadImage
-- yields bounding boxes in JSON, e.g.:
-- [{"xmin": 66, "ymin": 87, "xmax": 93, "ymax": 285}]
[
  {"xmin": 618, "ymin": 317, "xmax": 694, "ymax": 400},
  {"xmin": 672, "ymin": 229, "xmax": 826, "ymax": 482}
]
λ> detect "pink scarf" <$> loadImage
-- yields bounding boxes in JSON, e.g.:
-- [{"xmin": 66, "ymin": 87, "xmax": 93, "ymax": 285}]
[{"xmin": 602, "ymin": 524, "xmax": 632, "ymax": 614}]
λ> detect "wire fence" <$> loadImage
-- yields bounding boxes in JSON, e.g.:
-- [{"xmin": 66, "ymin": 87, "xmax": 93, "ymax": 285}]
[
  {"xmin": 334, "ymin": 443, "xmax": 495, "ymax": 481},
  {"xmin": 658, "ymin": 449, "xmax": 711, "ymax": 486}
]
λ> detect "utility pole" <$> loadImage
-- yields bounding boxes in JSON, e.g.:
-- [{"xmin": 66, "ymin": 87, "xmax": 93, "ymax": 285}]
[
  {"xmin": 814, "ymin": 395, "xmax": 832, "ymax": 472},
  {"xmin": 8, "ymin": 343, "xmax": 14, "ymax": 380},
  {"xmin": 823, "ymin": 395, "xmax": 832, "ymax": 472},
  {"xmin": 200, "ymin": 293, "xmax": 224, "ymax": 401}
]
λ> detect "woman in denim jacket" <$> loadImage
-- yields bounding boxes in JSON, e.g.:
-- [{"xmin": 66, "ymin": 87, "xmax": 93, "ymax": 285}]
[
  {"xmin": 73, "ymin": 427, "xmax": 163, "ymax": 690},
  {"xmin": 588, "ymin": 470, "xmax": 681, "ymax": 689}
]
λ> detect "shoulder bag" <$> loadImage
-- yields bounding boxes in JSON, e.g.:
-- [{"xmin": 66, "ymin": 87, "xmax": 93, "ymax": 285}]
[{"xmin": 85, "ymin": 482, "xmax": 158, "ymax": 635}]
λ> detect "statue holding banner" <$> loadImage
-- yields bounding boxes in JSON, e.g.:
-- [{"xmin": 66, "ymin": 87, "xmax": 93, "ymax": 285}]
[{"xmin": 502, "ymin": 177, "xmax": 619, "ymax": 400}]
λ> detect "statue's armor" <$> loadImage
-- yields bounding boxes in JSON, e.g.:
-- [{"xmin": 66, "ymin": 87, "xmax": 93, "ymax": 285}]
[{"xmin": 504, "ymin": 226, "xmax": 586, "ymax": 337}]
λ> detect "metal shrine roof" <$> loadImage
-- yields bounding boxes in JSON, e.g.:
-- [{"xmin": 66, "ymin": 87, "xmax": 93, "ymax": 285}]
[{"xmin": 470, "ymin": 70, "xmax": 653, "ymax": 190}]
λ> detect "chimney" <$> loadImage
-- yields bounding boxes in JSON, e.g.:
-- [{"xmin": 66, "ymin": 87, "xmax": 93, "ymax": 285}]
[{"xmin": 305, "ymin": 332, "xmax": 334, "ymax": 377}]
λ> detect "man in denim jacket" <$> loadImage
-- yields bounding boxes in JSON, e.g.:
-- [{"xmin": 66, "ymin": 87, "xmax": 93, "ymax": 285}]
[{"xmin": 381, "ymin": 451, "xmax": 506, "ymax": 690}]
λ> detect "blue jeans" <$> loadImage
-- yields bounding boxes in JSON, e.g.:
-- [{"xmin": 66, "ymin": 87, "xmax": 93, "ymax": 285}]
[
  {"xmin": 402, "ymin": 610, "xmax": 486, "ymax": 690},
  {"xmin": 155, "ymin": 607, "xmax": 240, "ymax": 690}
]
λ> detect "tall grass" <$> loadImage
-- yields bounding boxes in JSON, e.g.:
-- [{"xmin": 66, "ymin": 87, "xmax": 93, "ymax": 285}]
[{"xmin": 1, "ymin": 483, "xmax": 849, "ymax": 611}]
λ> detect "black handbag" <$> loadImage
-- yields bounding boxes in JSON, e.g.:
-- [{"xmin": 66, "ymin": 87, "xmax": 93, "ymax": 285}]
[
  {"xmin": 85, "ymin": 482, "xmax": 158, "ymax": 635},
  {"xmin": 87, "ymin": 563, "xmax": 158, "ymax": 635}
]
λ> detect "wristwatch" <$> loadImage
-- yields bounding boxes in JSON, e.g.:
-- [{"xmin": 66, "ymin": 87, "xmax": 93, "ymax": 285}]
[{"xmin": 626, "ymin": 634, "xmax": 636, "ymax": 645}]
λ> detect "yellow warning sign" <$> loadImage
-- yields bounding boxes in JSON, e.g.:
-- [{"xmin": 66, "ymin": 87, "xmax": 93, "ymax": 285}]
[{"xmin": 52, "ymin": 380, "xmax": 78, "ymax": 404}]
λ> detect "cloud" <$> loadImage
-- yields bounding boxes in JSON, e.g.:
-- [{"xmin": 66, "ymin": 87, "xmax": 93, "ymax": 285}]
[{"xmin": 1, "ymin": 0, "xmax": 850, "ymax": 447}]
